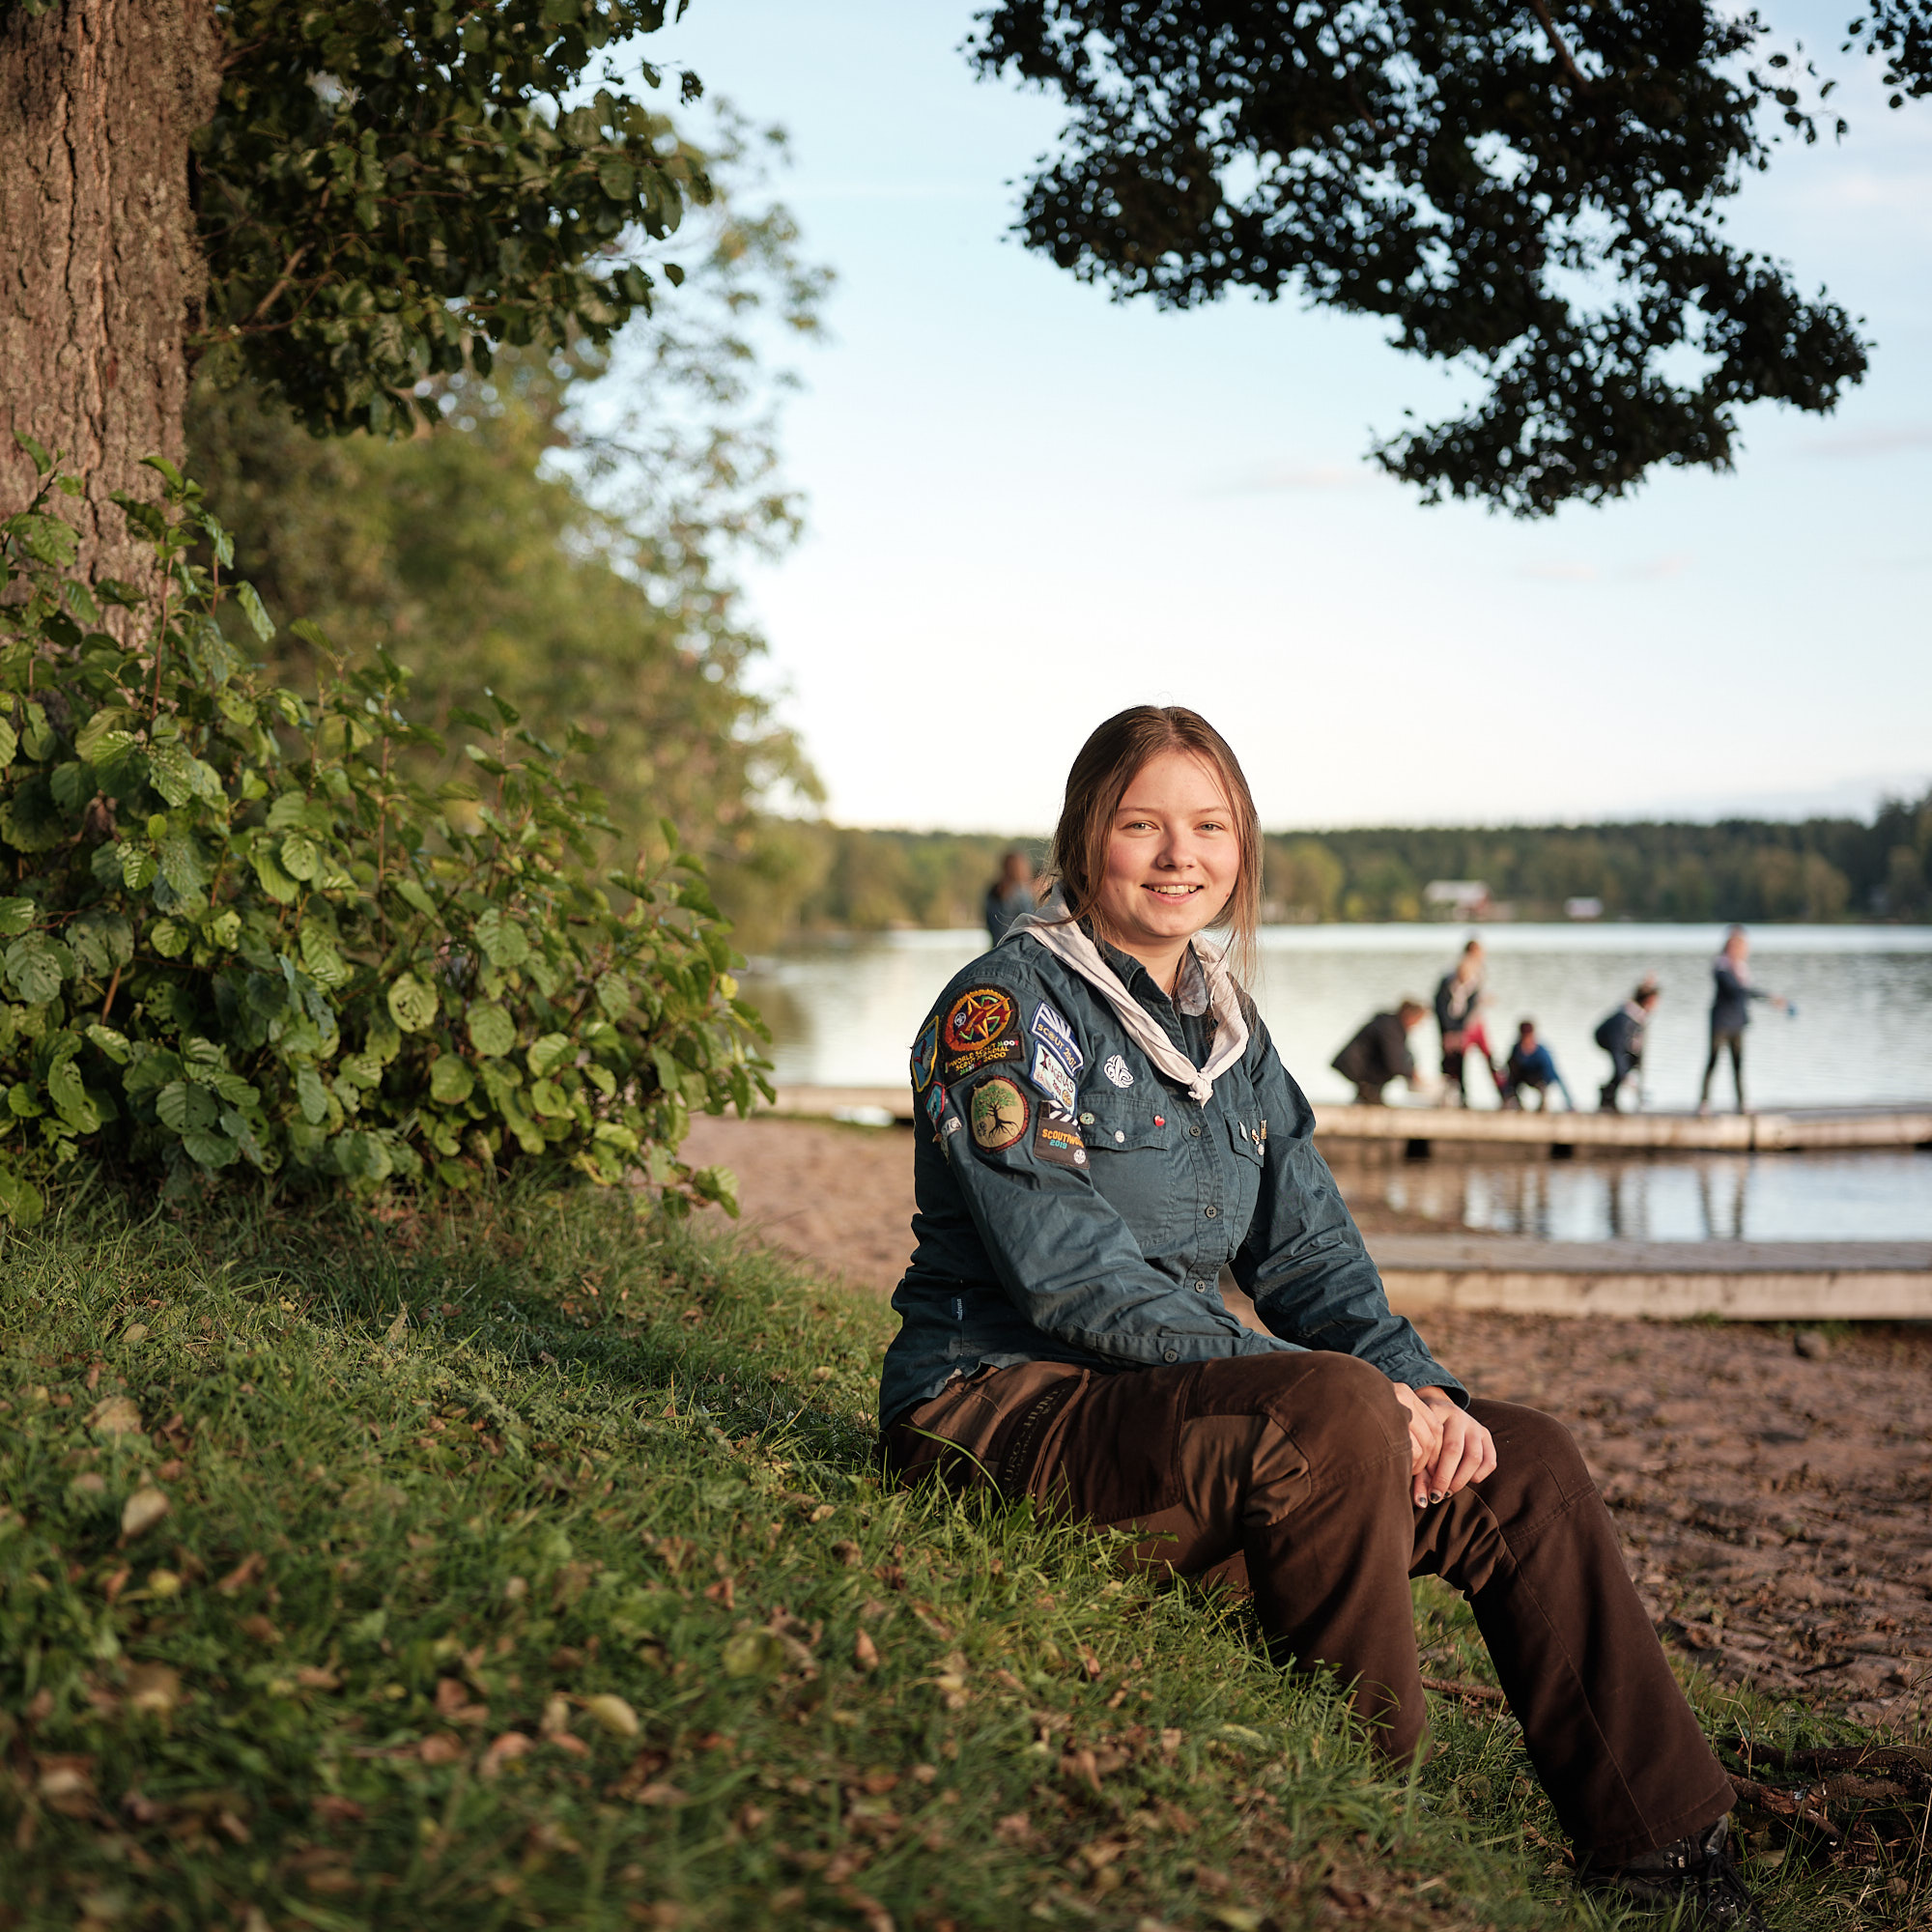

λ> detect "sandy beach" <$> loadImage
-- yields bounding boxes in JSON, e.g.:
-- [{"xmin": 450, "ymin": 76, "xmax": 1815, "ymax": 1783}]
[{"xmin": 686, "ymin": 1111, "xmax": 1932, "ymax": 1732}]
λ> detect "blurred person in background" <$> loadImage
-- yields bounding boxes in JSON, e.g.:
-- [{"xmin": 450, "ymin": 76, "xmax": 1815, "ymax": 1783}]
[
  {"xmin": 1698, "ymin": 927, "xmax": 1786, "ymax": 1116},
  {"xmin": 1333, "ymin": 1000, "xmax": 1427, "ymax": 1105},
  {"xmin": 1504, "ymin": 1020, "xmax": 1575, "ymax": 1110},
  {"xmin": 1596, "ymin": 978, "xmax": 1662, "ymax": 1113},
  {"xmin": 1433, "ymin": 939, "xmax": 1487, "ymax": 1106},
  {"xmin": 983, "ymin": 847, "xmax": 1037, "ymax": 945}
]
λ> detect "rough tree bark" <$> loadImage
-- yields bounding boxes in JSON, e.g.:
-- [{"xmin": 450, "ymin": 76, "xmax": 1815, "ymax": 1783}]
[{"xmin": 0, "ymin": 0, "xmax": 222, "ymax": 589}]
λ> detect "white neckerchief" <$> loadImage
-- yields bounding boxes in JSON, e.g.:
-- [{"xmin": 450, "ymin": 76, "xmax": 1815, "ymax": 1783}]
[{"xmin": 1000, "ymin": 897, "xmax": 1249, "ymax": 1104}]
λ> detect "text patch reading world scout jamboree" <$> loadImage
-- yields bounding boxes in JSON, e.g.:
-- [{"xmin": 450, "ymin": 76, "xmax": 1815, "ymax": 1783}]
[
  {"xmin": 1030, "ymin": 1001, "xmax": 1083, "ymax": 1075},
  {"xmin": 1034, "ymin": 1105, "xmax": 1088, "ymax": 1170},
  {"xmin": 969, "ymin": 1077, "xmax": 1029, "ymax": 1152},
  {"xmin": 941, "ymin": 985, "xmax": 1023, "ymax": 1078},
  {"xmin": 910, "ymin": 1016, "xmax": 939, "ymax": 1093},
  {"xmin": 1030, "ymin": 1041, "xmax": 1077, "ymax": 1112}
]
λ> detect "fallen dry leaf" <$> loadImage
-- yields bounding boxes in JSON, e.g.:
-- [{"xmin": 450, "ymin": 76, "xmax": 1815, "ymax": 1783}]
[
  {"xmin": 119, "ymin": 1487, "xmax": 169, "ymax": 1540},
  {"xmin": 418, "ymin": 1735, "xmax": 465, "ymax": 1765},
  {"xmin": 581, "ymin": 1693, "xmax": 639, "ymax": 1738},
  {"xmin": 853, "ymin": 1630, "xmax": 880, "ymax": 1672},
  {"xmin": 124, "ymin": 1663, "xmax": 182, "ymax": 1718},
  {"xmin": 479, "ymin": 1732, "xmax": 533, "ymax": 1779},
  {"xmin": 88, "ymin": 1396, "xmax": 144, "ymax": 1435},
  {"xmin": 217, "ymin": 1552, "xmax": 267, "ymax": 1596}
]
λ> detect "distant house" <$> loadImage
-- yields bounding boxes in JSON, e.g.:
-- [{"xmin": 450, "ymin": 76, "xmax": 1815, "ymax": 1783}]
[
  {"xmin": 1564, "ymin": 896, "xmax": 1605, "ymax": 921},
  {"xmin": 1423, "ymin": 879, "xmax": 1492, "ymax": 918}
]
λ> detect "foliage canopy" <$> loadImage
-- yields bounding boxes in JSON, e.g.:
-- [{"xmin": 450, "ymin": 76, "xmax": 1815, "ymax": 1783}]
[
  {"xmin": 187, "ymin": 1, "xmax": 708, "ymax": 436},
  {"xmin": 967, "ymin": 0, "xmax": 1931, "ymax": 514},
  {"xmin": 0, "ymin": 442, "xmax": 765, "ymax": 1226}
]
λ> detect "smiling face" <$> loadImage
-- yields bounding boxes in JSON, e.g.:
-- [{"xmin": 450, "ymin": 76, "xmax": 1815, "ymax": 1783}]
[{"xmin": 1090, "ymin": 751, "xmax": 1242, "ymax": 979}]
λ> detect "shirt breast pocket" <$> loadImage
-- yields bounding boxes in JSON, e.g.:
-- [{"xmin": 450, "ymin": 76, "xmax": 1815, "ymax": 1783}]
[
  {"xmin": 1222, "ymin": 1113, "xmax": 1265, "ymax": 1244},
  {"xmin": 1079, "ymin": 1096, "xmax": 1178, "ymax": 1253}
]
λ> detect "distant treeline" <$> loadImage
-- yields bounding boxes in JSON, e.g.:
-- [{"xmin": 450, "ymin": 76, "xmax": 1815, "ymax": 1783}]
[{"xmin": 716, "ymin": 794, "xmax": 1932, "ymax": 945}]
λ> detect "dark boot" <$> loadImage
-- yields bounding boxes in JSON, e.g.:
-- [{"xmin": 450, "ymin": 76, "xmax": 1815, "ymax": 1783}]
[{"xmin": 1577, "ymin": 1817, "xmax": 1766, "ymax": 1928}]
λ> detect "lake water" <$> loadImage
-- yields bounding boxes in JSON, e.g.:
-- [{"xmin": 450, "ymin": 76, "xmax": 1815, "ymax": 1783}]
[{"xmin": 744, "ymin": 923, "xmax": 1932, "ymax": 1114}]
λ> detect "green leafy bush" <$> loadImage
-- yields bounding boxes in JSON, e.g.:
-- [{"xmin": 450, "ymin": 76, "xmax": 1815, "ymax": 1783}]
[{"xmin": 0, "ymin": 441, "xmax": 768, "ymax": 1225}]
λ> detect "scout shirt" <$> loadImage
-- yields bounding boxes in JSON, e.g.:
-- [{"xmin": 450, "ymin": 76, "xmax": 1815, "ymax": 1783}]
[{"xmin": 879, "ymin": 928, "xmax": 1463, "ymax": 1430}]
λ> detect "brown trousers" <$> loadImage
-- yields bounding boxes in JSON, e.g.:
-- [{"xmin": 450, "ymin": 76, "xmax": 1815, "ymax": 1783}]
[{"xmin": 882, "ymin": 1351, "xmax": 1731, "ymax": 1864}]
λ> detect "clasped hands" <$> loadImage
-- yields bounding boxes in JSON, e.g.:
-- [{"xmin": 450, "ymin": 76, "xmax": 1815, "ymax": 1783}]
[{"xmin": 1390, "ymin": 1383, "xmax": 1497, "ymax": 1510}]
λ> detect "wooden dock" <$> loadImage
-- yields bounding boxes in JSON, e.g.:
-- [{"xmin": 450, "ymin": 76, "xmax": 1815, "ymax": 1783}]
[
  {"xmin": 1369, "ymin": 1236, "xmax": 1932, "ymax": 1321},
  {"xmin": 764, "ymin": 1087, "xmax": 1932, "ymax": 1153}
]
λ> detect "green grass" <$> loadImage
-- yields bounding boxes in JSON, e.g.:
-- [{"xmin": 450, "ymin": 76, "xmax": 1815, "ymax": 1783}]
[{"xmin": 0, "ymin": 1182, "xmax": 1921, "ymax": 1931}]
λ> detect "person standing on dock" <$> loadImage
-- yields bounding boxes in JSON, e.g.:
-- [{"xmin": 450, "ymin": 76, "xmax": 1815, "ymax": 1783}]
[
  {"xmin": 1332, "ymin": 1001, "xmax": 1427, "ymax": 1105},
  {"xmin": 1698, "ymin": 927, "xmax": 1787, "ymax": 1115},
  {"xmin": 983, "ymin": 848, "xmax": 1037, "ymax": 945},
  {"xmin": 1595, "ymin": 977, "xmax": 1661, "ymax": 1113},
  {"xmin": 1504, "ymin": 1020, "xmax": 1575, "ymax": 1109},
  {"xmin": 1433, "ymin": 939, "xmax": 1487, "ymax": 1106}
]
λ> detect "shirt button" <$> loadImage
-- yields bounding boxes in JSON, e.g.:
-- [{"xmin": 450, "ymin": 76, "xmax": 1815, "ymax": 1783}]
[
  {"xmin": 1162, "ymin": 1349, "xmax": 1179, "ymax": 1363},
  {"xmin": 1114, "ymin": 1130, "xmax": 1125, "ymax": 1144},
  {"xmin": 1192, "ymin": 1280, "xmax": 1208, "ymax": 1293},
  {"xmin": 1203, "ymin": 1205, "xmax": 1219, "ymax": 1219},
  {"xmin": 1188, "ymin": 1124, "xmax": 1202, "ymax": 1138}
]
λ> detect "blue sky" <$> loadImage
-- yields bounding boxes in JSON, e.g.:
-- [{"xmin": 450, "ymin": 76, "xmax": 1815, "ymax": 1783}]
[{"xmin": 637, "ymin": 1, "xmax": 1930, "ymax": 834}]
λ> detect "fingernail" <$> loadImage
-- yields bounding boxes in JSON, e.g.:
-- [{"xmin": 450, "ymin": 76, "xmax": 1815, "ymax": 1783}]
[{"xmin": 1430, "ymin": 1491, "xmax": 1445, "ymax": 1505}]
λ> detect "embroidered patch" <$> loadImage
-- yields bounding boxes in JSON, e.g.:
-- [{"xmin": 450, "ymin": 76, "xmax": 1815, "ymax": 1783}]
[
  {"xmin": 1030, "ymin": 1001, "xmax": 1083, "ymax": 1075},
  {"xmin": 1034, "ymin": 1105, "xmax": 1088, "ymax": 1170},
  {"xmin": 923, "ymin": 1081, "xmax": 949, "ymax": 1133},
  {"xmin": 969, "ymin": 1076, "xmax": 1028, "ymax": 1151},
  {"xmin": 1030, "ymin": 1040, "xmax": 1077, "ymax": 1112},
  {"xmin": 1102, "ymin": 1052, "xmax": 1134, "ymax": 1089},
  {"xmin": 910, "ymin": 1016, "xmax": 939, "ymax": 1093},
  {"xmin": 941, "ymin": 1035, "xmax": 1022, "ymax": 1081},
  {"xmin": 943, "ymin": 986, "xmax": 1016, "ymax": 1054}
]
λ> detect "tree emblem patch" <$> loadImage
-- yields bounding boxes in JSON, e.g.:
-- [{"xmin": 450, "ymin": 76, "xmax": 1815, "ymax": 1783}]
[{"xmin": 969, "ymin": 1076, "xmax": 1029, "ymax": 1151}]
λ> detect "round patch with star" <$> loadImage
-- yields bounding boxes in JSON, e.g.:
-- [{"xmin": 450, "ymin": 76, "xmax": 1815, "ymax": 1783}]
[
  {"xmin": 969, "ymin": 1076, "xmax": 1029, "ymax": 1151},
  {"xmin": 943, "ymin": 985, "xmax": 1016, "ymax": 1054}
]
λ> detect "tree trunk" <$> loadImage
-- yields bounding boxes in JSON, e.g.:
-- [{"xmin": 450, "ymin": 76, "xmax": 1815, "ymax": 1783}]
[{"xmin": 0, "ymin": 0, "xmax": 221, "ymax": 591}]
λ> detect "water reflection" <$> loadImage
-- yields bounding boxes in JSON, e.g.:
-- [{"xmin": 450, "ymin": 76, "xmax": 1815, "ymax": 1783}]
[{"xmin": 1326, "ymin": 1147, "xmax": 1932, "ymax": 1241}]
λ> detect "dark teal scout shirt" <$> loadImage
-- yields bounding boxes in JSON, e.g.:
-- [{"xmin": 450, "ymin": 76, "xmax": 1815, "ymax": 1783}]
[{"xmin": 879, "ymin": 929, "xmax": 1464, "ymax": 1429}]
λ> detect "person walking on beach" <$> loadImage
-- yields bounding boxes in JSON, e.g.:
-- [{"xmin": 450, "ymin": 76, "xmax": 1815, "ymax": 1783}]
[
  {"xmin": 1332, "ymin": 1001, "xmax": 1426, "ymax": 1105},
  {"xmin": 882, "ymin": 706, "xmax": 1764, "ymax": 1928},
  {"xmin": 1504, "ymin": 1019, "xmax": 1574, "ymax": 1110},
  {"xmin": 1433, "ymin": 939, "xmax": 1486, "ymax": 1106},
  {"xmin": 1698, "ymin": 927, "xmax": 1786, "ymax": 1115},
  {"xmin": 983, "ymin": 848, "xmax": 1037, "ymax": 945},
  {"xmin": 1596, "ymin": 977, "xmax": 1662, "ymax": 1113}
]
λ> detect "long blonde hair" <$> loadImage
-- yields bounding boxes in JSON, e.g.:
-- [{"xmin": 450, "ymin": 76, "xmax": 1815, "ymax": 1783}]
[{"xmin": 1047, "ymin": 706, "xmax": 1262, "ymax": 982}]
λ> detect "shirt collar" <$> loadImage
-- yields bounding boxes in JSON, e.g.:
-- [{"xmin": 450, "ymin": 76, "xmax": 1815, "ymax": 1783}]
[{"xmin": 1085, "ymin": 926, "xmax": 1209, "ymax": 1017}]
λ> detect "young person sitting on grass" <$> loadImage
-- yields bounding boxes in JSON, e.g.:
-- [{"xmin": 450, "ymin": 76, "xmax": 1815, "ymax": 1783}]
[{"xmin": 878, "ymin": 705, "xmax": 1764, "ymax": 1929}]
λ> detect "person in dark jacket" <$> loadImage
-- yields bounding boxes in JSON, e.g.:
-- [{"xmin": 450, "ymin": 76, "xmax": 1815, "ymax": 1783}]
[
  {"xmin": 1331, "ymin": 1002, "xmax": 1425, "ymax": 1105},
  {"xmin": 1433, "ymin": 939, "xmax": 1486, "ymax": 1105},
  {"xmin": 1597, "ymin": 978, "xmax": 1661, "ymax": 1112},
  {"xmin": 880, "ymin": 706, "xmax": 1760, "ymax": 1929},
  {"xmin": 1698, "ymin": 927, "xmax": 1785, "ymax": 1114},
  {"xmin": 982, "ymin": 848, "xmax": 1037, "ymax": 944}
]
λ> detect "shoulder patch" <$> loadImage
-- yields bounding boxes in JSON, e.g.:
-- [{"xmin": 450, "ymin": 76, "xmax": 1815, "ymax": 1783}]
[
  {"xmin": 910, "ymin": 1015, "xmax": 940, "ymax": 1093},
  {"xmin": 1029, "ymin": 1039, "xmax": 1077, "ymax": 1112},
  {"xmin": 969, "ymin": 1076, "xmax": 1029, "ymax": 1151},
  {"xmin": 1102, "ymin": 1052, "xmax": 1134, "ymax": 1089},
  {"xmin": 923, "ymin": 1080, "xmax": 950, "ymax": 1138},
  {"xmin": 1034, "ymin": 1105, "xmax": 1089, "ymax": 1171},
  {"xmin": 1030, "ymin": 1000, "xmax": 1083, "ymax": 1075},
  {"xmin": 944, "ymin": 986, "xmax": 1016, "ymax": 1054}
]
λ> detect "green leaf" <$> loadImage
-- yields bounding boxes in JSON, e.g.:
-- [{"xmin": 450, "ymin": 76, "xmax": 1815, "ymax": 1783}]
[
  {"xmin": 156, "ymin": 1081, "xmax": 218, "ymax": 1133},
  {"xmin": 526, "ymin": 1031, "xmax": 573, "ymax": 1076},
  {"xmin": 280, "ymin": 831, "xmax": 321, "ymax": 881},
  {"xmin": 690, "ymin": 1164, "xmax": 739, "ymax": 1217},
  {"xmin": 183, "ymin": 1129, "xmax": 240, "ymax": 1169},
  {"xmin": 0, "ymin": 719, "xmax": 15, "ymax": 771},
  {"xmin": 387, "ymin": 972, "xmax": 438, "ymax": 1034},
  {"xmin": 0, "ymin": 898, "xmax": 34, "ymax": 939},
  {"xmin": 251, "ymin": 843, "xmax": 300, "ymax": 903},
  {"xmin": 4, "ymin": 934, "xmax": 67, "ymax": 1004},
  {"xmin": 296, "ymin": 1065, "xmax": 329, "ymax": 1124},
  {"xmin": 16, "ymin": 513, "xmax": 79, "ymax": 567},
  {"xmin": 430, "ymin": 1056, "xmax": 474, "ymax": 1105},
  {"xmin": 235, "ymin": 580, "xmax": 275, "ymax": 641},
  {"xmin": 467, "ymin": 1004, "xmax": 516, "ymax": 1058},
  {"xmin": 86, "ymin": 1024, "xmax": 132, "ymax": 1065},
  {"xmin": 473, "ymin": 906, "xmax": 530, "ymax": 968},
  {"xmin": 298, "ymin": 922, "xmax": 351, "ymax": 988}
]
